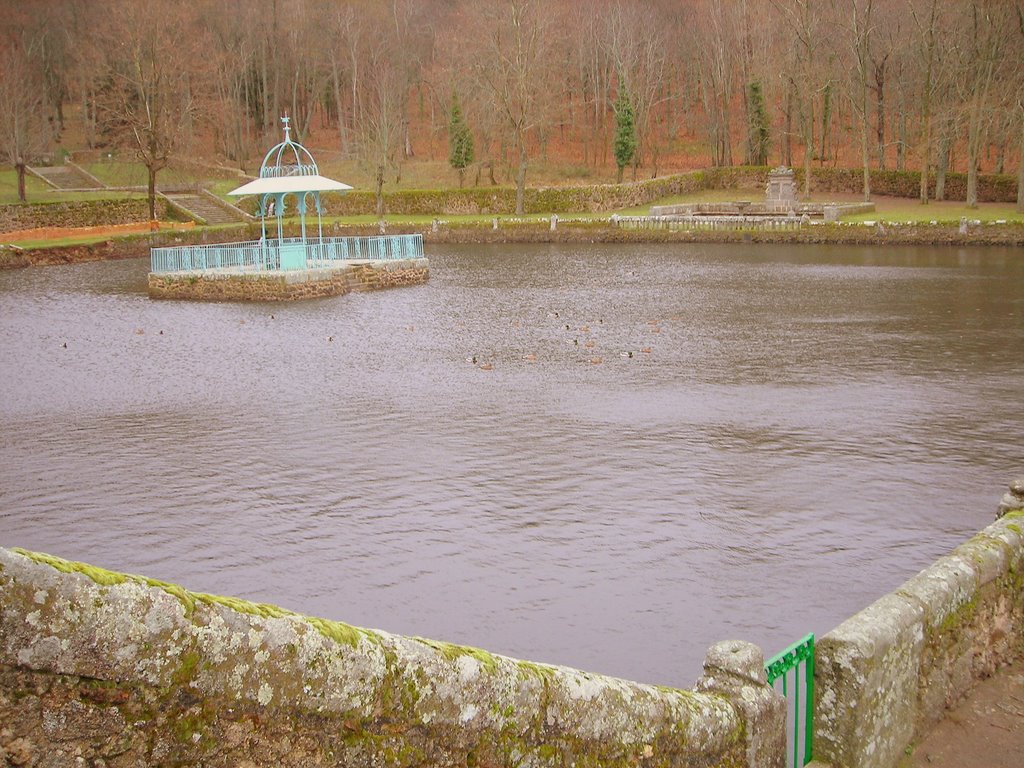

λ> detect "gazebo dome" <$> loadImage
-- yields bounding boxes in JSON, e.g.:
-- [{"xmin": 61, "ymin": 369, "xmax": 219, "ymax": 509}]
[{"xmin": 259, "ymin": 118, "xmax": 319, "ymax": 178}]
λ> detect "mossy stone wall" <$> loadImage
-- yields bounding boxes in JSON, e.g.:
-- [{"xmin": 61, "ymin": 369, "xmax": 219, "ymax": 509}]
[
  {"xmin": 0, "ymin": 198, "xmax": 173, "ymax": 234},
  {"xmin": 147, "ymin": 259, "xmax": 430, "ymax": 302},
  {"xmin": 814, "ymin": 510, "xmax": 1024, "ymax": 768},
  {"xmin": 0, "ymin": 547, "xmax": 774, "ymax": 768},
  {"xmin": 316, "ymin": 167, "xmax": 1017, "ymax": 217}
]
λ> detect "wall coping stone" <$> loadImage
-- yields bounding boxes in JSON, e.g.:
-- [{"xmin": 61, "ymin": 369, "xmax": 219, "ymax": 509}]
[
  {"xmin": 0, "ymin": 546, "xmax": 770, "ymax": 767},
  {"xmin": 815, "ymin": 510, "xmax": 1024, "ymax": 768}
]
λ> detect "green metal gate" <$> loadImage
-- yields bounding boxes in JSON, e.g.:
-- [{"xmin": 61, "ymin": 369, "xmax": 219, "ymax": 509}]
[{"xmin": 765, "ymin": 633, "xmax": 814, "ymax": 768}]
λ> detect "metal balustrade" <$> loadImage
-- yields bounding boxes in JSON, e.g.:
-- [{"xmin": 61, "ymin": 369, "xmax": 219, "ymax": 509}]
[
  {"xmin": 765, "ymin": 633, "xmax": 815, "ymax": 768},
  {"xmin": 150, "ymin": 234, "xmax": 424, "ymax": 274},
  {"xmin": 617, "ymin": 215, "xmax": 805, "ymax": 231}
]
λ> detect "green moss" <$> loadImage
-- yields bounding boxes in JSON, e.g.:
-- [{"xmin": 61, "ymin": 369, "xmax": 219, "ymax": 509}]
[
  {"xmin": 171, "ymin": 651, "xmax": 201, "ymax": 687},
  {"xmin": 537, "ymin": 743, "xmax": 560, "ymax": 761},
  {"xmin": 413, "ymin": 637, "xmax": 500, "ymax": 673},
  {"xmin": 934, "ymin": 593, "xmax": 979, "ymax": 636},
  {"xmin": 13, "ymin": 549, "xmax": 129, "ymax": 586},
  {"xmin": 11, "ymin": 547, "xmax": 372, "ymax": 650},
  {"xmin": 515, "ymin": 659, "xmax": 559, "ymax": 683},
  {"xmin": 171, "ymin": 711, "xmax": 212, "ymax": 746}
]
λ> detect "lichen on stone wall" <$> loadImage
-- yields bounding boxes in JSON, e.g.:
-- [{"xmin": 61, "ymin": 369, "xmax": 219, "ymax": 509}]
[
  {"xmin": 1, "ymin": 546, "xmax": 750, "ymax": 768},
  {"xmin": 814, "ymin": 510, "xmax": 1024, "ymax": 768}
]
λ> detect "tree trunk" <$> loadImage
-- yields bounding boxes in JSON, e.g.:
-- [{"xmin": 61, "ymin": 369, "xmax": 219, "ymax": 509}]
[
  {"xmin": 616, "ymin": 165, "xmax": 624, "ymax": 184},
  {"xmin": 874, "ymin": 60, "xmax": 886, "ymax": 169},
  {"xmin": 458, "ymin": 167, "xmax": 465, "ymax": 189},
  {"xmin": 802, "ymin": 112, "xmax": 812, "ymax": 200},
  {"xmin": 936, "ymin": 135, "xmax": 949, "ymax": 201},
  {"xmin": 15, "ymin": 162, "xmax": 27, "ymax": 202},
  {"xmin": 1017, "ymin": 116, "xmax": 1023, "ymax": 214},
  {"xmin": 331, "ymin": 60, "xmax": 348, "ymax": 154},
  {"xmin": 859, "ymin": 90, "xmax": 871, "ymax": 202},
  {"xmin": 375, "ymin": 165, "xmax": 385, "ymax": 217},
  {"xmin": 147, "ymin": 165, "xmax": 158, "ymax": 221},
  {"xmin": 966, "ymin": 110, "xmax": 982, "ymax": 208},
  {"xmin": 896, "ymin": 111, "xmax": 907, "ymax": 171},
  {"xmin": 919, "ymin": 114, "xmax": 932, "ymax": 204},
  {"xmin": 515, "ymin": 143, "xmax": 527, "ymax": 216},
  {"xmin": 784, "ymin": 82, "xmax": 794, "ymax": 167}
]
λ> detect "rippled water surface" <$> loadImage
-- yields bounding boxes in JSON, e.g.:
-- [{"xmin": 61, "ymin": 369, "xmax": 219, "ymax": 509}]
[{"xmin": 1, "ymin": 243, "xmax": 1021, "ymax": 684}]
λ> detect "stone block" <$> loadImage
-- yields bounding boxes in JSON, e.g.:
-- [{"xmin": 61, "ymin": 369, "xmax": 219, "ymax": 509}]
[
  {"xmin": 696, "ymin": 640, "xmax": 786, "ymax": 768},
  {"xmin": 815, "ymin": 593, "xmax": 924, "ymax": 768}
]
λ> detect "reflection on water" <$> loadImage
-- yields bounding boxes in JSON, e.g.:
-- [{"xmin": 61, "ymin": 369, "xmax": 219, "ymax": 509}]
[{"xmin": 0, "ymin": 243, "xmax": 1021, "ymax": 684}]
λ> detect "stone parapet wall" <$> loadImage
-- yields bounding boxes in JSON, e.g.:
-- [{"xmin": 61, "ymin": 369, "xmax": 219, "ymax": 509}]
[
  {"xmin": 648, "ymin": 202, "xmax": 876, "ymax": 218},
  {"xmin": 0, "ymin": 547, "xmax": 786, "ymax": 768},
  {"xmin": 147, "ymin": 258, "xmax": 430, "ymax": 301},
  {"xmin": 0, "ymin": 199, "xmax": 172, "ymax": 234},
  {"xmin": 814, "ymin": 504, "xmax": 1024, "ymax": 768}
]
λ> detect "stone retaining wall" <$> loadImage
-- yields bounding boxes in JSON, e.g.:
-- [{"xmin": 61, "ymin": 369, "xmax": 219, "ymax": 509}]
[
  {"xmin": 147, "ymin": 259, "xmax": 430, "ymax": 301},
  {"xmin": 0, "ymin": 199, "xmax": 172, "ymax": 234},
  {"xmin": 814, "ymin": 493, "xmax": 1024, "ymax": 768},
  {"xmin": 0, "ymin": 548, "xmax": 787, "ymax": 768}
]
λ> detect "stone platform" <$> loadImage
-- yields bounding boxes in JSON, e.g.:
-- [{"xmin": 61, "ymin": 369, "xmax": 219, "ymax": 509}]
[{"xmin": 148, "ymin": 257, "xmax": 429, "ymax": 301}]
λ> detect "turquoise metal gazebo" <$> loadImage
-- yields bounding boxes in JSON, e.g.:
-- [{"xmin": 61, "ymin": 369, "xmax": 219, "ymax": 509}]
[
  {"xmin": 149, "ymin": 116, "xmax": 423, "ymax": 275},
  {"xmin": 227, "ymin": 116, "xmax": 351, "ymax": 269}
]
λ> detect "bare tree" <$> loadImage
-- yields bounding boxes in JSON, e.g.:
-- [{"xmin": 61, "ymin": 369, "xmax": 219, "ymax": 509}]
[
  {"xmin": 1016, "ymin": 2, "xmax": 1024, "ymax": 213},
  {"xmin": 953, "ymin": 0, "xmax": 1011, "ymax": 208},
  {"xmin": 771, "ymin": 0, "xmax": 827, "ymax": 198},
  {"xmin": 839, "ymin": 0, "xmax": 877, "ymax": 201},
  {"xmin": 202, "ymin": 2, "xmax": 263, "ymax": 169},
  {"xmin": 692, "ymin": 0, "xmax": 738, "ymax": 167},
  {"xmin": 92, "ymin": 0, "xmax": 205, "ymax": 219},
  {"xmin": 466, "ymin": 0, "xmax": 555, "ymax": 215},
  {"xmin": 0, "ymin": 41, "xmax": 52, "ymax": 202},
  {"xmin": 908, "ymin": 0, "xmax": 943, "ymax": 203},
  {"xmin": 356, "ymin": 36, "xmax": 405, "ymax": 217},
  {"xmin": 601, "ymin": 1, "xmax": 670, "ymax": 176}
]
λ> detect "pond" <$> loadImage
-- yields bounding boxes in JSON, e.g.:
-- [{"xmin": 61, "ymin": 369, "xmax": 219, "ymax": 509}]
[{"xmin": 0, "ymin": 242, "xmax": 1021, "ymax": 685}]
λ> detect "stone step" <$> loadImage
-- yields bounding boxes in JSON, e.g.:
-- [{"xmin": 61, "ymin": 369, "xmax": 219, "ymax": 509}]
[
  {"xmin": 30, "ymin": 165, "xmax": 104, "ymax": 190},
  {"xmin": 30, "ymin": 163, "xmax": 105, "ymax": 189},
  {"xmin": 164, "ymin": 194, "xmax": 244, "ymax": 225}
]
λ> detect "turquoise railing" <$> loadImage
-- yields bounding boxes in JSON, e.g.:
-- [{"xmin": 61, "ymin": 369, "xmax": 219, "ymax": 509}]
[
  {"xmin": 765, "ymin": 633, "xmax": 814, "ymax": 768},
  {"xmin": 150, "ymin": 234, "xmax": 424, "ymax": 274}
]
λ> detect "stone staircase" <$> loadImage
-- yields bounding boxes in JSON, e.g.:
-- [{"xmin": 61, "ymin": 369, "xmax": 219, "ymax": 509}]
[
  {"xmin": 163, "ymin": 193, "xmax": 246, "ymax": 225},
  {"xmin": 29, "ymin": 164, "xmax": 105, "ymax": 190}
]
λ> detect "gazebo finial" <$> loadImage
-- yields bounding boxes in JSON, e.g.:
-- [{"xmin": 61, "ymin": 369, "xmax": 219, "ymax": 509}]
[{"xmin": 281, "ymin": 114, "xmax": 291, "ymax": 142}]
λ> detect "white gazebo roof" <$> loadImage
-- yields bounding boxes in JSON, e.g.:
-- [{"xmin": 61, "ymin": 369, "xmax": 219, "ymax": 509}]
[{"xmin": 228, "ymin": 175, "xmax": 352, "ymax": 196}]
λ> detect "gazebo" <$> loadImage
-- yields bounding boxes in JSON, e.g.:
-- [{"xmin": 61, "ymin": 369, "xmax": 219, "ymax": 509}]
[
  {"xmin": 149, "ymin": 116, "xmax": 424, "ymax": 277},
  {"xmin": 227, "ymin": 116, "xmax": 352, "ymax": 269}
]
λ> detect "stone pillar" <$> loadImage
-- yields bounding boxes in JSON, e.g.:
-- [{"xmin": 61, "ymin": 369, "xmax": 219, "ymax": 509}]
[
  {"xmin": 996, "ymin": 478, "xmax": 1024, "ymax": 518},
  {"xmin": 550, "ymin": 214, "xmax": 558, "ymax": 231},
  {"xmin": 695, "ymin": 641, "xmax": 786, "ymax": 768}
]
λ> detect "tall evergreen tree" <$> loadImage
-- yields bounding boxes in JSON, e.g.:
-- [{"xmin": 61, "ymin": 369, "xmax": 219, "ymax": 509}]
[
  {"xmin": 613, "ymin": 87, "xmax": 637, "ymax": 184},
  {"xmin": 747, "ymin": 81, "xmax": 770, "ymax": 167},
  {"xmin": 448, "ymin": 95, "xmax": 474, "ymax": 188}
]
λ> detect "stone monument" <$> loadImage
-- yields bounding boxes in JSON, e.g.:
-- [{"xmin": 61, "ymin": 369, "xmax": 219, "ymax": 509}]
[{"xmin": 765, "ymin": 166, "xmax": 797, "ymax": 213}]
